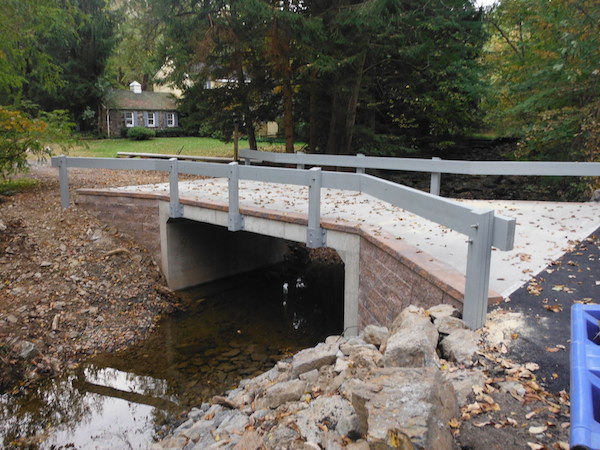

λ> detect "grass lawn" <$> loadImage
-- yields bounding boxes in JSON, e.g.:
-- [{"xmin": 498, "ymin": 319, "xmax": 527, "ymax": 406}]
[{"xmin": 69, "ymin": 137, "xmax": 289, "ymax": 158}]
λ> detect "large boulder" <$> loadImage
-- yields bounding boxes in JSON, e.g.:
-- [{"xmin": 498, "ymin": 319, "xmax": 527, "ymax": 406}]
[
  {"xmin": 383, "ymin": 307, "xmax": 439, "ymax": 368},
  {"xmin": 255, "ymin": 379, "xmax": 307, "ymax": 410},
  {"xmin": 351, "ymin": 368, "xmax": 458, "ymax": 450},
  {"xmin": 292, "ymin": 342, "xmax": 339, "ymax": 377}
]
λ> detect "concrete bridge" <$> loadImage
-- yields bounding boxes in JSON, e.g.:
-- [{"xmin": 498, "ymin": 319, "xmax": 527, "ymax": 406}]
[{"xmin": 51, "ymin": 152, "xmax": 600, "ymax": 334}]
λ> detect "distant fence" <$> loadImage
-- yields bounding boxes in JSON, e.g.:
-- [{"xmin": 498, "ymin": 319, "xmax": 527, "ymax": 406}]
[
  {"xmin": 51, "ymin": 154, "xmax": 517, "ymax": 329},
  {"xmin": 239, "ymin": 149, "xmax": 600, "ymax": 196}
]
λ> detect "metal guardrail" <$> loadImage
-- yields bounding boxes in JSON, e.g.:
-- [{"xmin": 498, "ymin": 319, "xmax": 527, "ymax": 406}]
[
  {"xmin": 239, "ymin": 149, "xmax": 600, "ymax": 196},
  {"xmin": 51, "ymin": 155, "xmax": 516, "ymax": 329}
]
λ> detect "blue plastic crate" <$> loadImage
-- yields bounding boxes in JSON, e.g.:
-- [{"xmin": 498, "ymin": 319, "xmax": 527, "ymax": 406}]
[{"xmin": 571, "ymin": 304, "xmax": 600, "ymax": 449}]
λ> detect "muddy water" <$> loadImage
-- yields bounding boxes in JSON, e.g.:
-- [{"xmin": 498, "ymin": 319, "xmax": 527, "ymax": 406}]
[{"xmin": 0, "ymin": 260, "xmax": 344, "ymax": 449}]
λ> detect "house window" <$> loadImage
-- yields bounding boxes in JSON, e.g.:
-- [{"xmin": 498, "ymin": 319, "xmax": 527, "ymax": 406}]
[
  {"xmin": 124, "ymin": 111, "xmax": 134, "ymax": 127},
  {"xmin": 167, "ymin": 112, "xmax": 176, "ymax": 127},
  {"xmin": 146, "ymin": 112, "xmax": 156, "ymax": 127}
]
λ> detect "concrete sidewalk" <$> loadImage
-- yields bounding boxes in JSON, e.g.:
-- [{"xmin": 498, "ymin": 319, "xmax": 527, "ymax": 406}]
[{"xmin": 112, "ymin": 178, "xmax": 600, "ymax": 300}]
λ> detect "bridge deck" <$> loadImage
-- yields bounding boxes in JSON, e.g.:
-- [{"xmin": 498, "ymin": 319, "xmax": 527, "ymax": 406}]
[{"xmin": 103, "ymin": 178, "xmax": 600, "ymax": 299}]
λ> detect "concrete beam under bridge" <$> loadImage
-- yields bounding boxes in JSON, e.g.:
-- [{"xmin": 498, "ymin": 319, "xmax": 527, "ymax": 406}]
[{"xmin": 159, "ymin": 202, "xmax": 360, "ymax": 336}]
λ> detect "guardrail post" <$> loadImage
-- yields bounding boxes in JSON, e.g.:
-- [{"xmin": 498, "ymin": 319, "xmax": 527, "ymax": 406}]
[
  {"xmin": 57, "ymin": 155, "xmax": 70, "ymax": 208},
  {"xmin": 463, "ymin": 209, "xmax": 494, "ymax": 329},
  {"xmin": 169, "ymin": 158, "xmax": 183, "ymax": 218},
  {"xmin": 356, "ymin": 153, "xmax": 366, "ymax": 174},
  {"xmin": 430, "ymin": 157, "xmax": 441, "ymax": 196},
  {"xmin": 296, "ymin": 151, "xmax": 305, "ymax": 170},
  {"xmin": 228, "ymin": 162, "xmax": 244, "ymax": 231},
  {"xmin": 307, "ymin": 167, "xmax": 326, "ymax": 248}
]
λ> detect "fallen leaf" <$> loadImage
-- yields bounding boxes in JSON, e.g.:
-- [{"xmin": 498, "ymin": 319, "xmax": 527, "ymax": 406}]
[
  {"xmin": 474, "ymin": 421, "xmax": 492, "ymax": 428},
  {"xmin": 527, "ymin": 443, "xmax": 544, "ymax": 450},
  {"xmin": 553, "ymin": 442, "xmax": 569, "ymax": 450},
  {"xmin": 546, "ymin": 347, "xmax": 561, "ymax": 353},
  {"xmin": 448, "ymin": 418, "xmax": 461, "ymax": 429},
  {"xmin": 544, "ymin": 304, "xmax": 563, "ymax": 313},
  {"xmin": 529, "ymin": 425, "xmax": 548, "ymax": 434}
]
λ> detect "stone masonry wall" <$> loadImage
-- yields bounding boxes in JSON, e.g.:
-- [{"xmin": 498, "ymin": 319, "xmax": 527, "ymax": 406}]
[
  {"xmin": 76, "ymin": 193, "xmax": 162, "ymax": 265},
  {"xmin": 358, "ymin": 237, "xmax": 462, "ymax": 328}
]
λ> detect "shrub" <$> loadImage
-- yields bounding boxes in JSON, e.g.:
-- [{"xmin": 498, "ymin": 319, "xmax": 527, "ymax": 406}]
[
  {"xmin": 127, "ymin": 126, "xmax": 155, "ymax": 141},
  {"xmin": 155, "ymin": 127, "xmax": 187, "ymax": 138},
  {"xmin": 0, "ymin": 107, "xmax": 74, "ymax": 180}
]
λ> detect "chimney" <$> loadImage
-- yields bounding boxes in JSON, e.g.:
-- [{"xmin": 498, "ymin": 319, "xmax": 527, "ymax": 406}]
[{"xmin": 129, "ymin": 81, "xmax": 142, "ymax": 94}]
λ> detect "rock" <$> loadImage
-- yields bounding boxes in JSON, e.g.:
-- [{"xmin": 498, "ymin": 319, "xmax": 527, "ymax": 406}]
[
  {"xmin": 441, "ymin": 329, "xmax": 480, "ymax": 366},
  {"xmin": 351, "ymin": 368, "xmax": 458, "ymax": 450},
  {"xmin": 214, "ymin": 410, "xmax": 249, "ymax": 439},
  {"xmin": 348, "ymin": 346, "xmax": 382, "ymax": 369},
  {"xmin": 6, "ymin": 314, "xmax": 18, "ymax": 324},
  {"xmin": 233, "ymin": 430, "xmax": 264, "ymax": 450},
  {"xmin": 497, "ymin": 380, "xmax": 526, "ymax": 397},
  {"xmin": 389, "ymin": 305, "xmax": 438, "ymax": 348},
  {"xmin": 339, "ymin": 337, "xmax": 376, "ymax": 356},
  {"xmin": 360, "ymin": 325, "xmax": 389, "ymax": 348},
  {"xmin": 434, "ymin": 316, "xmax": 469, "ymax": 335},
  {"xmin": 383, "ymin": 326, "xmax": 439, "ymax": 368},
  {"xmin": 334, "ymin": 357, "xmax": 351, "ymax": 373},
  {"xmin": 346, "ymin": 441, "xmax": 370, "ymax": 450},
  {"xmin": 428, "ymin": 304, "xmax": 460, "ymax": 321},
  {"xmin": 15, "ymin": 340, "xmax": 39, "ymax": 360},
  {"xmin": 294, "ymin": 395, "xmax": 360, "ymax": 445},
  {"xmin": 264, "ymin": 424, "xmax": 301, "ymax": 449},
  {"xmin": 591, "ymin": 189, "xmax": 600, "ymax": 202},
  {"xmin": 299, "ymin": 368, "xmax": 320, "ymax": 383},
  {"xmin": 443, "ymin": 368, "xmax": 487, "ymax": 406},
  {"xmin": 291, "ymin": 342, "xmax": 338, "ymax": 377},
  {"xmin": 255, "ymin": 379, "xmax": 307, "ymax": 409}
]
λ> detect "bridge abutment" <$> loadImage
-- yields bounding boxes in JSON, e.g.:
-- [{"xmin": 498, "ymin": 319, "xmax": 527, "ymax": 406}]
[{"xmin": 159, "ymin": 204, "xmax": 288, "ymax": 290}]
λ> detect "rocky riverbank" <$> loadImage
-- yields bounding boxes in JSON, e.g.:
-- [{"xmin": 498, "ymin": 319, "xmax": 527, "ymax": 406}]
[{"xmin": 154, "ymin": 304, "xmax": 570, "ymax": 449}]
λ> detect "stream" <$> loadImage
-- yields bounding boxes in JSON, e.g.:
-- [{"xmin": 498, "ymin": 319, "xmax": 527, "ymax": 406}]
[{"xmin": 0, "ymin": 258, "xmax": 344, "ymax": 449}]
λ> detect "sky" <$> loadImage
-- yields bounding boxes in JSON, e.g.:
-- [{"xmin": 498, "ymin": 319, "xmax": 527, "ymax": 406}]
[{"xmin": 475, "ymin": 0, "xmax": 498, "ymax": 7}]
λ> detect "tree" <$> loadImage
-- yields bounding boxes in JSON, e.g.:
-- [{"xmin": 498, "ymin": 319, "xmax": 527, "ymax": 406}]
[
  {"xmin": 0, "ymin": 0, "xmax": 69, "ymax": 103},
  {"xmin": 155, "ymin": 0, "xmax": 486, "ymax": 155},
  {"xmin": 0, "ymin": 0, "xmax": 116, "ymax": 131},
  {"xmin": 0, "ymin": 107, "xmax": 74, "ymax": 180},
  {"xmin": 105, "ymin": 0, "xmax": 165, "ymax": 91},
  {"xmin": 484, "ymin": 0, "xmax": 599, "ymax": 164}
]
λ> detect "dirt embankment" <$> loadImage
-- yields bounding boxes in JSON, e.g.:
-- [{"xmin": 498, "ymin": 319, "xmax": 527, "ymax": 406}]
[{"xmin": 0, "ymin": 165, "xmax": 178, "ymax": 392}]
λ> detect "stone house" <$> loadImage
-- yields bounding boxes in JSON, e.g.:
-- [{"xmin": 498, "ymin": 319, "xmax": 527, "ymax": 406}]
[{"xmin": 99, "ymin": 81, "xmax": 179, "ymax": 137}]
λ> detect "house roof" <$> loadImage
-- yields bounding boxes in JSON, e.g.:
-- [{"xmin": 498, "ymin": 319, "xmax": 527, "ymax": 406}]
[{"xmin": 105, "ymin": 89, "xmax": 177, "ymax": 111}]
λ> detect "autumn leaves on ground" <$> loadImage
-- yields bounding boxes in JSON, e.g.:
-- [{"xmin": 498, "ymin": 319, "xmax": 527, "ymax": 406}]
[
  {"xmin": 0, "ymin": 166, "xmax": 573, "ymax": 449},
  {"xmin": 0, "ymin": 166, "xmax": 178, "ymax": 392}
]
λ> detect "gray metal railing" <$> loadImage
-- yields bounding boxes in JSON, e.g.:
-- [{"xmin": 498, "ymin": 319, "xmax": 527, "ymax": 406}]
[
  {"xmin": 239, "ymin": 149, "xmax": 600, "ymax": 196},
  {"xmin": 51, "ymin": 154, "xmax": 516, "ymax": 329}
]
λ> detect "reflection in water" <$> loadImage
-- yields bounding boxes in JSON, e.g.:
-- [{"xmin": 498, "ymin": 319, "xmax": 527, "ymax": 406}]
[{"xmin": 0, "ymin": 260, "xmax": 344, "ymax": 449}]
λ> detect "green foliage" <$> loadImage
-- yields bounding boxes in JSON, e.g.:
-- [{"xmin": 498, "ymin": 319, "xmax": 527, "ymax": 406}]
[
  {"xmin": 0, "ymin": 107, "xmax": 75, "ymax": 179},
  {"xmin": 0, "ymin": 0, "xmax": 116, "ymax": 131},
  {"xmin": 126, "ymin": 126, "xmax": 155, "ymax": 140},
  {"xmin": 154, "ymin": 128, "xmax": 187, "ymax": 138},
  {"xmin": 484, "ymin": 0, "xmax": 599, "ymax": 166},
  {"xmin": 0, "ymin": 178, "xmax": 40, "ymax": 196},
  {"xmin": 157, "ymin": 0, "xmax": 486, "ymax": 156}
]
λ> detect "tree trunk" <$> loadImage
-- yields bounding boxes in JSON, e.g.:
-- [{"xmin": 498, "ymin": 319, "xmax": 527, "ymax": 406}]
[
  {"xmin": 233, "ymin": 47, "xmax": 257, "ymax": 150},
  {"xmin": 340, "ymin": 51, "xmax": 367, "ymax": 155},
  {"xmin": 282, "ymin": 70, "xmax": 294, "ymax": 153},
  {"xmin": 309, "ymin": 70, "xmax": 318, "ymax": 154},
  {"xmin": 326, "ymin": 89, "xmax": 344, "ymax": 155}
]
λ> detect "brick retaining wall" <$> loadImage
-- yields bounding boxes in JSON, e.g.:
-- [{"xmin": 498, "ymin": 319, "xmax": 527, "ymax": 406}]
[{"xmin": 358, "ymin": 237, "xmax": 463, "ymax": 328}]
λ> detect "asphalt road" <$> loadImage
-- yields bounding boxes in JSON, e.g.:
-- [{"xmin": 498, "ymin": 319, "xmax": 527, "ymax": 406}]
[{"xmin": 496, "ymin": 226, "xmax": 600, "ymax": 394}]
